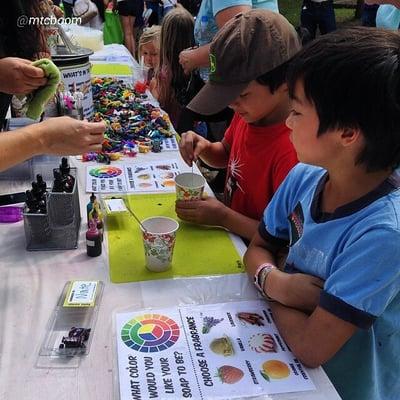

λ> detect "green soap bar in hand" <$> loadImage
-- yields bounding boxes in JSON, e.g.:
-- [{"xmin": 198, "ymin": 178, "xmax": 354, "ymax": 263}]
[{"xmin": 26, "ymin": 58, "xmax": 61, "ymax": 120}]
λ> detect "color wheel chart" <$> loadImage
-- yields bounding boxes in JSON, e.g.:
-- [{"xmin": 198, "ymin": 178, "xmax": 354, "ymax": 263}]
[
  {"xmin": 121, "ymin": 314, "xmax": 180, "ymax": 352},
  {"xmin": 86, "ymin": 165, "xmax": 128, "ymax": 193},
  {"xmin": 89, "ymin": 166, "xmax": 122, "ymax": 178}
]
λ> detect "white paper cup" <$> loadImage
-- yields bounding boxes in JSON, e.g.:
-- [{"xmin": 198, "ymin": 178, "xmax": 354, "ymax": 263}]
[
  {"xmin": 175, "ymin": 172, "xmax": 205, "ymax": 201},
  {"xmin": 140, "ymin": 216, "xmax": 179, "ymax": 272}
]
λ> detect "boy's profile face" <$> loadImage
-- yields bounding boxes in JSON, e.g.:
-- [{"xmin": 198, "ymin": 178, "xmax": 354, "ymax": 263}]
[
  {"xmin": 286, "ymin": 80, "xmax": 340, "ymax": 167},
  {"xmin": 141, "ymin": 42, "xmax": 159, "ymax": 69},
  {"xmin": 228, "ymin": 81, "xmax": 287, "ymax": 126}
]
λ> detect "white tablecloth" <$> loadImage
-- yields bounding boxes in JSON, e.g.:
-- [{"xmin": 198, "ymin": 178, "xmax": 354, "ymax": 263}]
[{"xmin": 0, "ymin": 153, "xmax": 341, "ymax": 400}]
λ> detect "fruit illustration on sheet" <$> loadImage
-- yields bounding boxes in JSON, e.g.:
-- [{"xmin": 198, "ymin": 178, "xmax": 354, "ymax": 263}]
[
  {"xmin": 248, "ymin": 333, "xmax": 277, "ymax": 353},
  {"xmin": 260, "ymin": 360, "xmax": 290, "ymax": 381},
  {"xmin": 216, "ymin": 365, "xmax": 244, "ymax": 384},
  {"xmin": 210, "ymin": 336, "xmax": 234, "ymax": 356}
]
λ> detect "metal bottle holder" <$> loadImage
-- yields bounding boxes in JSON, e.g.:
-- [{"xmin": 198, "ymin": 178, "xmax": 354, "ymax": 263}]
[{"xmin": 23, "ymin": 168, "xmax": 81, "ymax": 251}]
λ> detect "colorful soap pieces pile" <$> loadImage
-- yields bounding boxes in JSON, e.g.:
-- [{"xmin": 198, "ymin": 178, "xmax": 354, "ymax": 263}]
[{"xmin": 83, "ymin": 77, "xmax": 174, "ymax": 164}]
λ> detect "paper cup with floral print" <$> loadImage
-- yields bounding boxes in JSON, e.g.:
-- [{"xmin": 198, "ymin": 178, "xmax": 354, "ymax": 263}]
[
  {"xmin": 140, "ymin": 216, "xmax": 179, "ymax": 272},
  {"xmin": 175, "ymin": 172, "xmax": 206, "ymax": 201}
]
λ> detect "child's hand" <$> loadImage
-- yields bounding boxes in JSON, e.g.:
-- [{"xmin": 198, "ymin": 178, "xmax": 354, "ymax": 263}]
[
  {"xmin": 179, "ymin": 131, "xmax": 210, "ymax": 167},
  {"xmin": 175, "ymin": 197, "xmax": 227, "ymax": 226},
  {"xmin": 266, "ymin": 270, "xmax": 324, "ymax": 313}
]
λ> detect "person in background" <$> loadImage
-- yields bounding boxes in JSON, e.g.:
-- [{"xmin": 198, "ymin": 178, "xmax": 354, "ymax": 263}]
[
  {"xmin": 244, "ymin": 27, "xmax": 400, "ymax": 400},
  {"xmin": 177, "ymin": 10, "xmax": 299, "ymax": 242},
  {"xmin": 162, "ymin": 0, "xmax": 177, "ymax": 16},
  {"xmin": 362, "ymin": 3, "xmax": 379, "ymax": 26},
  {"xmin": 178, "ymin": 0, "xmax": 278, "ymax": 77},
  {"xmin": 300, "ymin": 0, "xmax": 336, "ymax": 40},
  {"xmin": 151, "ymin": 7, "xmax": 204, "ymax": 128},
  {"xmin": 62, "ymin": 0, "xmax": 76, "ymax": 18},
  {"xmin": 109, "ymin": 0, "xmax": 144, "ymax": 56},
  {"xmin": 365, "ymin": 0, "xmax": 400, "ymax": 29},
  {"xmin": 145, "ymin": 0, "xmax": 162, "ymax": 25},
  {"xmin": 138, "ymin": 25, "xmax": 161, "ymax": 83},
  {"xmin": 93, "ymin": 0, "xmax": 106, "ymax": 21}
]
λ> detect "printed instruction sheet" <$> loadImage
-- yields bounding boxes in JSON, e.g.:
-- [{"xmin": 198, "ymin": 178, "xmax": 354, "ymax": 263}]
[{"xmin": 116, "ymin": 300, "xmax": 316, "ymax": 400}]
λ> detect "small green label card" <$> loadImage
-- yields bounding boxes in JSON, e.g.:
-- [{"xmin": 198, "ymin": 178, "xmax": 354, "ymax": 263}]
[{"xmin": 63, "ymin": 281, "xmax": 98, "ymax": 307}]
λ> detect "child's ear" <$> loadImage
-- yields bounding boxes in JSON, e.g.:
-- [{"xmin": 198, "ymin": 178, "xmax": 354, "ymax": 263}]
[
  {"xmin": 341, "ymin": 128, "xmax": 361, "ymax": 147},
  {"xmin": 278, "ymin": 82, "xmax": 289, "ymax": 94}
]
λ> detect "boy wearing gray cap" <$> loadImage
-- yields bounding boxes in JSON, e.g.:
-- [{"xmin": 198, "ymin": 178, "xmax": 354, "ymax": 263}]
[{"xmin": 177, "ymin": 9, "xmax": 299, "ymax": 241}]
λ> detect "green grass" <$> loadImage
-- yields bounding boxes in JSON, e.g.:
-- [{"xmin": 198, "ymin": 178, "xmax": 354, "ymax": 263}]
[{"xmin": 279, "ymin": 0, "xmax": 357, "ymax": 27}]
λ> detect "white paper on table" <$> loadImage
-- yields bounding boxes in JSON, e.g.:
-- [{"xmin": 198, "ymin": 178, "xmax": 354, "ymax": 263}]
[
  {"xmin": 86, "ymin": 160, "xmax": 180, "ymax": 193},
  {"xmin": 115, "ymin": 300, "xmax": 316, "ymax": 400},
  {"xmin": 86, "ymin": 164, "xmax": 128, "ymax": 193},
  {"xmin": 124, "ymin": 160, "xmax": 180, "ymax": 193}
]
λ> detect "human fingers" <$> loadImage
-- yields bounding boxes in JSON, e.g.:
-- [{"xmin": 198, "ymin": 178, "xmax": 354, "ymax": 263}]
[
  {"xmin": 87, "ymin": 121, "xmax": 107, "ymax": 134},
  {"xmin": 179, "ymin": 132, "xmax": 195, "ymax": 166},
  {"xmin": 175, "ymin": 206, "xmax": 198, "ymax": 222},
  {"xmin": 176, "ymin": 200, "xmax": 202, "ymax": 210},
  {"xmin": 21, "ymin": 63, "xmax": 46, "ymax": 79}
]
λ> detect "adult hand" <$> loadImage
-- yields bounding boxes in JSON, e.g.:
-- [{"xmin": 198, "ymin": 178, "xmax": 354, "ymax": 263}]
[
  {"xmin": 0, "ymin": 58, "xmax": 47, "ymax": 95},
  {"xmin": 35, "ymin": 117, "xmax": 106, "ymax": 155},
  {"xmin": 179, "ymin": 49, "xmax": 198, "ymax": 75},
  {"xmin": 175, "ymin": 196, "xmax": 227, "ymax": 226},
  {"xmin": 266, "ymin": 271, "xmax": 324, "ymax": 313},
  {"xmin": 179, "ymin": 131, "xmax": 210, "ymax": 167}
]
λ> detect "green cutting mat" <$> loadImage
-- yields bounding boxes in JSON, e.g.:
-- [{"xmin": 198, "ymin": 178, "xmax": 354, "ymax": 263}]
[
  {"xmin": 91, "ymin": 63, "xmax": 133, "ymax": 76},
  {"xmin": 107, "ymin": 193, "xmax": 244, "ymax": 282}
]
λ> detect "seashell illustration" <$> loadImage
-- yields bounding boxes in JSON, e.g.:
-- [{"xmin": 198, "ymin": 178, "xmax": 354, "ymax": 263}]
[
  {"xmin": 248, "ymin": 333, "xmax": 277, "ymax": 353},
  {"xmin": 216, "ymin": 365, "xmax": 244, "ymax": 384},
  {"xmin": 210, "ymin": 336, "xmax": 234, "ymax": 356}
]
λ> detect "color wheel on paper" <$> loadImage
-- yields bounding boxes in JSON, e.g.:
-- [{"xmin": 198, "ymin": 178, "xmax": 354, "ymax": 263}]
[
  {"xmin": 121, "ymin": 314, "xmax": 180, "ymax": 352},
  {"xmin": 89, "ymin": 166, "xmax": 122, "ymax": 178}
]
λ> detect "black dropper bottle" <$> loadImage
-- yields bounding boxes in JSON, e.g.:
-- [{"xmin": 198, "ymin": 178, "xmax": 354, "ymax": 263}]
[
  {"xmin": 36, "ymin": 174, "xmax": 47, "ymax": 194},
  {"xmin": 25, "ymin": 190, "xmax": 40, "ymax": 213},
  {"xmin": 59, "ymin": 157, "xmax": 75, "ymax": 192},
  {"xmin": 52, "ymin": 170, "xmax": 65, "ymax": 193}
]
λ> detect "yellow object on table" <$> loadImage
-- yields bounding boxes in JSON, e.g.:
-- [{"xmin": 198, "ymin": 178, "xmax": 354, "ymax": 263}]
[{"xmin": 107, "ymin": 193, "xmax": 244, "ymax": 283}]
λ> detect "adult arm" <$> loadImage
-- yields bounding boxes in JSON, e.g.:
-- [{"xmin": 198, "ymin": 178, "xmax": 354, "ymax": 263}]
[
  {"xmin": 179, "ymin": 5, "xmax": 251, "ymax": 74},
  {"xmin": 0, "ymin": 117, "xmax": 105, "ymax": 172}
]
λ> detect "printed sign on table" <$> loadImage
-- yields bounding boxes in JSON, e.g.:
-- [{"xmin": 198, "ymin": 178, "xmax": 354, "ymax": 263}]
[
  {"xmin": 116, "ymin": 300, "xmax": 315, "ymax": 400},
  {"xmin": 86, "ymin": 160, "xmax": 180, "ymax": 193},
  {"xmin": 86, "ymin": 165, "xmax": 128, "ymax": 193},
  {"xmin": 124, "ymin": 161, "xmax": 180, "ymax": 192}
]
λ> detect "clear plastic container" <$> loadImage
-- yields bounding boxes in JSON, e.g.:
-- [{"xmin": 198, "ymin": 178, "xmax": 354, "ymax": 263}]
[{"xmin": 38, "ymin": 281, "xmax": 104, "ymax": 366}]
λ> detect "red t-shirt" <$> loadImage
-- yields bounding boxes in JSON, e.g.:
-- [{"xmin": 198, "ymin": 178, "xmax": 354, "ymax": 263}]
[{"xmin": 223, "ymin": 113, "xmax": 298, "ymax": 221}]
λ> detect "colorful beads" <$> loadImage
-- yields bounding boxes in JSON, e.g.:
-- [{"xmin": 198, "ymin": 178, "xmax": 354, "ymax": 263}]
[{"xmin": 82, "ymin": 77, "xmax": 174, "ymax": 163}]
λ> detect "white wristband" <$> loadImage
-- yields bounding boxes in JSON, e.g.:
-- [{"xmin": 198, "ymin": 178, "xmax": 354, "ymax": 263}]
[{"xmin": 254, "ymin": 263, "xmax": 277, "ymax": 299}]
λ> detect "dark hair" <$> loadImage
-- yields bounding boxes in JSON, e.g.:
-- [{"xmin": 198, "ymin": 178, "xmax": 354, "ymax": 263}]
[
  {"xmin": 287, "ymin": 27, "xmax": 400, "ymax": 172},
  {"xmin": 256, "ymin": 61, "xmax": 289, "ymax": 94},
  {"xmin": 0, "ymin": 0, "xmax": 44, "ymax": 59}
]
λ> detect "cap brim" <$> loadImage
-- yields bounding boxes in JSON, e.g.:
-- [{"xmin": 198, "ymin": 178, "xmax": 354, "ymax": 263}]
[{"xmin": 187, "ymin": 81, "xmax": 248, "ymax": 116}]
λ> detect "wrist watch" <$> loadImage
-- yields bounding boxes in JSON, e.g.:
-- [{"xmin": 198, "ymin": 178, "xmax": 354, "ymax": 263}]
[{"xmin": 254, "ymin": 263, "xmax": 277, "ymax": 300}]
